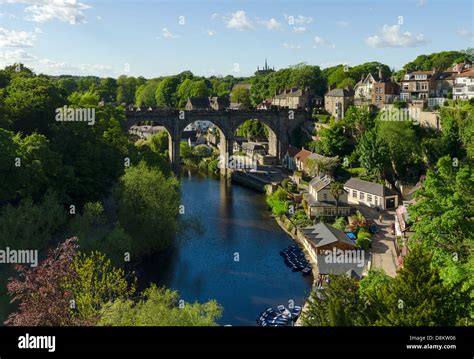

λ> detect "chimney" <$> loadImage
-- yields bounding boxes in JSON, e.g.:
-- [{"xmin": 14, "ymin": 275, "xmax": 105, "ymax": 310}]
[
  {"xmin": 432, "ymin": 67, "xmax": 437, "ymax": 75},
  {"xmin": 379, "ymin": 67, "xmax": 383, "ymax": 81}
]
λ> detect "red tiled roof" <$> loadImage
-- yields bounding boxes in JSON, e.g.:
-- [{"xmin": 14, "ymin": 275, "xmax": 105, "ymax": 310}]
[
  {"xmin": 455, "ymin": 69, "xmax": 474, "ymax": 78},
  {"xmin": 294, "ymin": 148, "xmax": 312, "ymax": 161}
]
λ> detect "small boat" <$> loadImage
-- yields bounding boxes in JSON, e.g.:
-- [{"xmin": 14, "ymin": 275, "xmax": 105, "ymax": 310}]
[{"xmin": 290, "ymin": 306, "xmax": 302, "ymax": 319}]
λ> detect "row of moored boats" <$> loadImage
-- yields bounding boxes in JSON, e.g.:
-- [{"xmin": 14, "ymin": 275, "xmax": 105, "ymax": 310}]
[
  {"xmin": 280, "ymin": 245, "xmax": 312, "ymax": 276},
  {"xmin": 256, "ymin": 305, "xmax": 302, "ymax": 327}
]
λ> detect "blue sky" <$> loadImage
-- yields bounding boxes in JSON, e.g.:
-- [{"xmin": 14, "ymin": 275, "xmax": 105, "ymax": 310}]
[{"xmin": 0, "ymin": 0, "xmax": 473, "ymax": 78}]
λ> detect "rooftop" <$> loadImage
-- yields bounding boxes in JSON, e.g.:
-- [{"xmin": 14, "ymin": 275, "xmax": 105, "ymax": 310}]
[
  {"xmin": 344, "ymin": 177, "xmax": 397, "ymax": 197},
  {"xmin": 302, "ymin": 222, "xmax": 355, "ymax": 248}
]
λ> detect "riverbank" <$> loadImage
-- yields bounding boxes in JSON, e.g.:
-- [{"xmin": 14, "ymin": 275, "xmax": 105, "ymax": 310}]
[{"xmin": 273, "ymin": 215, "xmax": 317, "ymax": 327}]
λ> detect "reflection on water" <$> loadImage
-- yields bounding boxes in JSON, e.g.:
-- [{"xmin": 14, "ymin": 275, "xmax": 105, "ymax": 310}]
[{"xmin": 139, "ymin": 170, "xmax": 312, "ymax": 326}]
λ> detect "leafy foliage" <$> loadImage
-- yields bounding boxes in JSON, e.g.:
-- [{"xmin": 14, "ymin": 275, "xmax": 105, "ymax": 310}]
[{"xmin": 98, "ymin": 284, "xmax": 222, "ymax": 326}]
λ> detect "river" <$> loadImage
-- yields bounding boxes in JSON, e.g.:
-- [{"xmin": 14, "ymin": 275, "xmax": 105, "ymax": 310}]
[{"xmin": 139, "ymin": 169, "xmax": 312, "ymax": 326}]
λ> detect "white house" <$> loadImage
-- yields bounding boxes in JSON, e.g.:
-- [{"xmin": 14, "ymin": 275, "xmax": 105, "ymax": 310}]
[
  {"xmin": 303, "ymin": 175, "xmax": 351, "ymax": 218},
  {"xmin": 344, "ymin": 178, "xmax": 398, "ymax": 210},
  {"xmin": 282, "ymin": 145, "xmax": 300, "ymax": 171},
  {"xmin": 453, "ymin": 69, "xmax": 474, "ymax": 100},
  {"xmin": 354, "ymin": 72, "xmax": 380, "ymax": 106}
]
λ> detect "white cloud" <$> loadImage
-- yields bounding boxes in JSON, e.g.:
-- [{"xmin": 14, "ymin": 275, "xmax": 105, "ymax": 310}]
[
  {"xmin": 313, "ymin": 35, "xmax": 335, "ymax": 48},
  {"xmin": 319, "ymin": 61, "xmax": 350, "ymax": 69},
  {"xmin": 226, "ymin": 10, "xmax": 255, "ymax": 31},
  {"xmin": 281, "ymin": 43, "xmax": 301, "ymax": 49},
  {"xmin": 366, "ymin": 24, "xmax": 429, "ymax": 48},
  {"xmin": 284, "ymin": 14, "xmax": 313, "ymax": 25},
  {"xmin": 0, "ymin": 48, "xmax": 114, "ymax": 76},
  {"xmin": 416, "ymin": 0, "xmax": 427, "ymax": 7},
  {"xmin": 159, "ymin": 27, "xmax": 180, "ymax": 39},
  {"xmin": 457, "ymin": 29, "xmax": 474, "ymax": 39},
  {"xmin": 293, "ymin": 26, "xmax": 307, "ymax": 33},
  {"xmin": 336, "ymin": 20, "xmax": 350, "ymax": 28},
  {"xmin": 0, "ymin": 27, "xmax": 39, "ymax": 47},
  {"xmin": 210, "ymin": 12, "xmax": 219, "ymax": 20},
  {"xmin": 1, "ymin": 0, "xmax": 92, "ymax": 25},
  {"xmin": 261, "ymin": 18, "xmax": 282, "ymax": 31},
  {"xmin": 206, "ymin": 30, "xmax": 216, "ymax": 37},
  {"xmin": 0, "ymin": 49, "xmax": 35, "ymax": 63}
]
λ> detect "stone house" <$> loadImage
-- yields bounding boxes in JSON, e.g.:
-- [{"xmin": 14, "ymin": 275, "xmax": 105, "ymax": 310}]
[
  {"xmin": 400, "ymin": 69, "xmax": 437, "ymax": 102},
  {"xmin": 272, "ymin": 87, "xmax": 311, "ymax": 109},
  {"xmin": 324, "ymin": 86, "xmax": 354, "ymax": 120},
  {"xmin": 372, "ymin": 81, "xmax": 400, "ymax": 108},
  {"xmin": 241, "ymin": 142, "xmax": 266, "ymax": 156},
  {"xmin": 344, "ymin": 178, "xmax": 399, "ymax": 210},
  {"xmin": 303, "ymin": 175, "xmax": 351, "ymax": 218},
  {"xmin": 210, "ymin": 96, "xmax": 230, "ymax": 110},
  {"xmin": 185, "ymin": 97, "xmax": 211, "ymax": 110}
]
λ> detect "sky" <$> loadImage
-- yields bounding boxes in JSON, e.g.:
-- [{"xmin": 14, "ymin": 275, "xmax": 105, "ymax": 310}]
[{"xmin": 0, "ymin": 0, "xmax": 473, "ymax": 78}]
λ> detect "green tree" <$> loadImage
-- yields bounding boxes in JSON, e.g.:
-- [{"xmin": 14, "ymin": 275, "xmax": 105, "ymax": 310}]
[
  {"xmin": 14, "ymin": 132, "xmax": 63, "ymax": 201},
  {"xmin": 97, "ymin": 77, "xmax": 117, "ymax": 102},
  {"xmin": 408, "ymin": 156, "xmax": 473, "ymax": 296},
  {"xmin": 330, "ymin": 181, "xmax": 345, "ymax": 217},
  {"xmin": 116, "ymin": 75, "xmax": 137, "ymax": 104},
  {"xmin": 135, "ymin": 80, "xmax": 160, "ymax": 107},
  {"xmin": 0, "ymin": 128, "xmax": 21, "ymax": 201},
  {"xmin": 302, "ymin": 275, "xmax": 363, "ymax": 326},
  {"xmin": 155, "ymin": 76, "xmax": 180, "ymax": 108},
  {"xmin": 373, "ymin": 245, "xmax": 467, "ymax": 326},
  {"xmin": 355, "ymin": 128, "xmax": 389, "ymax": 179},
  {"xmin": 189, "ymin": 79, "xmax": 210, "ymax": 98},
  {"xmin": 5, "ymin": 75, "xmax": 65, "ymax": 134},
  {"xmin": 376, "ymin": 119, "xmax": 420, "ymax": 177},
  {"xmin": 314, "ymin": 124, "xmax": 346, "ymax": 156},
  {"xmin": 63, "ymin": 251, "xmax": 136, "ymax": 323},
  {"xmin": 115, "ymin": 161, "xmax": 180, "ymax": 256},
  {"xmin": 0, "ymin": 191, "xmax": 67, "ymax": 250},
  {"xmin": 149, "ymin": 130, "xmax": 169, "ymax": 154},
  {"xmin": 230, "ymin": 87, "xmax": 251, "ymax": 107},
  {"xmin": 98, "ymin": 284, "xmax": 222, "ymax": 326}
]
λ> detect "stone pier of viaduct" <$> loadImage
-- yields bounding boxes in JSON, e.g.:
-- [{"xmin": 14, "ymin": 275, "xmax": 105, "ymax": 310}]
[{"xmin": 125, "ymin": 108, "xmax": 310, "ymax": 169}]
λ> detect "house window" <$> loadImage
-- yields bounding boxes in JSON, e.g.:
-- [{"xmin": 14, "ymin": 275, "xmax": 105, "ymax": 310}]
[
  {"xmin": 324, "ymin": 208, "xmax": 335, "ymax": 216},
  {"xmin": 323, "ymin": 193, "xmax": 328, "ymax": 201},
  {"xmin": 359, "ymin": 192, "xmax": 364, "ymax": 200},
  {"xmin": 367, "ymin": 194, "xmax": 373, "ymax": 203},
  {"xmin": 375, "ymin": 197, "xmax": 379, "ymax": 206},
  {"xmin": 421, "ymin": 83, "xmax": 428, "ymax": 91},
  {"xmin": 352, "ymin": 190, "xmax": 357, "ymax": 198}
]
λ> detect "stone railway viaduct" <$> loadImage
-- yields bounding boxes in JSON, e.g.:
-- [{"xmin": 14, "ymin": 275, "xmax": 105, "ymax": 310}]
[{"xmin": 125, "ymin": 108, "xmax": 310, "ymax": 169}]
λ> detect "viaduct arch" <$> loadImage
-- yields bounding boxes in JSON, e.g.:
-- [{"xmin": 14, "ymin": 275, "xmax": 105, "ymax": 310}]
[{"xmin": 125, "ymin": 108, "xmax": 310, "ymax": 170}]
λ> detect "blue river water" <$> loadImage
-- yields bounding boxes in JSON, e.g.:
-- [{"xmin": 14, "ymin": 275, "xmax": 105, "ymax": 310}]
[{"xmin": 139, "ymin": 170, "xmax": 312, "ymax": 326}]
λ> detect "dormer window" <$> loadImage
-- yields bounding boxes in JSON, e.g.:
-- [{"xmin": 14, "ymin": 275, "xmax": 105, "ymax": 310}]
[{"xmin": 404, "ymin": 75, "xmax": 410, "ymax": 80}]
